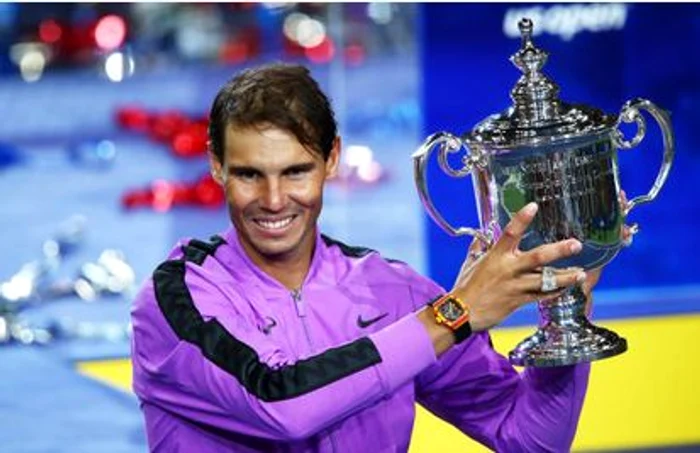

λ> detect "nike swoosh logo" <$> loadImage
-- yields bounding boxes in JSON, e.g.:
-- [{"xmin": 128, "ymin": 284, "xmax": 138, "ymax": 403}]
[
  {"xmin": 357, "ymin": 313, "xmax": 388, "ymax": 329},
  {"xmin": 261, "ymin": 317, "xmax": 277, "ymax": 335}
]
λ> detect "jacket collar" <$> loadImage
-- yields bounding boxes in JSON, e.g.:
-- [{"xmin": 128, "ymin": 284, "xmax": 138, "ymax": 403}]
[{"xmin": 221, "ymin": 226, "xmax": 334, "ymax": 293}]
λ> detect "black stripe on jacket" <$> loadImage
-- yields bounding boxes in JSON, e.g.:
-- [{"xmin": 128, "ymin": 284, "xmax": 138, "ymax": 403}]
[
  {"xmin": 153, "ymin": 235, "xmax": 383, "ymax": 402},
  {"xmin": 321, "ymin": 234, "xmax": 404, "ymax": 264}
]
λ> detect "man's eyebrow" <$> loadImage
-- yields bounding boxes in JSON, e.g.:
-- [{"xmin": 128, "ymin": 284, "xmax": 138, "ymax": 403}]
[
  {"xmin": 228, "ymin": 165, "xmax": 262, "ymax": 174},
  {"xmin": 282, "ymin": 162, "xmax": 316, "ymax": 173}
]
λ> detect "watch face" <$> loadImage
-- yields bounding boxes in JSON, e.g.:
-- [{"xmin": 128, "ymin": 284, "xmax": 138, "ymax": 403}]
[{"xmin": 438, "ymin": 298, "xmax": 464, "ymax": 322}]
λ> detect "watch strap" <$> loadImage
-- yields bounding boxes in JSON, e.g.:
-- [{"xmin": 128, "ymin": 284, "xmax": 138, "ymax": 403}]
[{"xmin": 452, "ymin": 317, "xmax": 472, "ymax": 344}]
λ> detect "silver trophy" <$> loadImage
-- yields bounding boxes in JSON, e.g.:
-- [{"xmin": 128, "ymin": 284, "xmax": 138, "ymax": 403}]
[{"xmin": 413, "ymin": 18, "xmax": 674, "ymax": 367}]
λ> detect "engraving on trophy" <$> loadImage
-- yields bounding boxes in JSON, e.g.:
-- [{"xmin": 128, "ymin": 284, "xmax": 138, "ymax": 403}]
[{"xmin": 494, "ymin": 139, "xmax": 621, "ymax": 248}]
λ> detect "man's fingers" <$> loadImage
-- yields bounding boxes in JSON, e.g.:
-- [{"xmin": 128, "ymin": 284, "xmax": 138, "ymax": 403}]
[
  {"xmin": 494, "ymin": 202, "xmax": 538, "ymax": 253},
  {"xmin": 516, "ymin": 239, "xmax": 583, "ymax": 272},
  {"xmin": 619, "ymin": 190, "xmax": 629, "ymax": 209},
  {"xmin": 518, "ymin": 268, "xmax": 586, "ymax": 294},
  {"xmin": 619, "ymin": 189, "xmax": 637, "ymax": 246},
  {"xmin": 622, "ymin": 225, "xmax": 632, "ymax": 240},
  {"xmin": 582, "ymin": 268, "xmax": 602, "ymax": 292},
  {"xmin": 621, "ymin": 226, "xmax": 634, "ymax": 247},
  {"xmin": 457, "ymin": 238, "xmax": 487, "ymax": 275},
  {"xmin": 510, "ymin": 268, "xmax": 586, "ymax": 307},
  {"xmin": 467, "ymin": 237, "xmax": 486, "ymax": 256}
]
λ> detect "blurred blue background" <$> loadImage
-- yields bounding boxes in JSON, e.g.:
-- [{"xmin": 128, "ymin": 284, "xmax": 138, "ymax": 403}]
[{"xmin": 0, "ymin": 3, "xmax": 698, "ymax": 452}]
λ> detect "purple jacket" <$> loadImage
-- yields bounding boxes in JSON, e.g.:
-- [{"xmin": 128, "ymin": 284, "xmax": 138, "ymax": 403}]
[{"xmin": 131, "ymin": 227, "xmax": 590, "ymax": 452}]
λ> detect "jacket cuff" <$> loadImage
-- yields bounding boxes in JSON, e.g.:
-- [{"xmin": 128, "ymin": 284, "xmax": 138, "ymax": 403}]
[{"xmin": 369, "ymin": 313, "xmax": 437, "ymax": 395}]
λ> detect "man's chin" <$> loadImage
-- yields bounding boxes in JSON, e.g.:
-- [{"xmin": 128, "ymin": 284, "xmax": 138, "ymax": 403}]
[
  {"xmin": 247, "ymin": 234, "xmax": 299, "ymax": 257},
  {"xmin": 254, "ymin": 244, "xmax": 299, "ymax": 261}
]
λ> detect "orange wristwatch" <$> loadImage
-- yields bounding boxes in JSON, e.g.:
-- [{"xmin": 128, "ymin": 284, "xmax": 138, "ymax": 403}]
[{"xmin": 430, "ymin": 293, "xmax": 472, "ymax": 344}]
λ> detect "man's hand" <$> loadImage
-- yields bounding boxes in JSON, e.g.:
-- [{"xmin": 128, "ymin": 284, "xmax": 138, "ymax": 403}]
[{"xmin": 451, "ymin": 203, "xmax": 586, "ymax": 333}]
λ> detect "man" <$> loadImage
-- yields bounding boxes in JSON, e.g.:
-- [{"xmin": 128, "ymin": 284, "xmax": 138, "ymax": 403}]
[{"xmin": 131, "ymin": 63, "xmax": 597, "ymax": 452}]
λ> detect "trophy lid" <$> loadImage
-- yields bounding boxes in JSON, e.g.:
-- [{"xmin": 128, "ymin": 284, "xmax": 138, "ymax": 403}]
[{"xmin": 465, "ymin": 18, "xmax": 617, "ymax": 149}]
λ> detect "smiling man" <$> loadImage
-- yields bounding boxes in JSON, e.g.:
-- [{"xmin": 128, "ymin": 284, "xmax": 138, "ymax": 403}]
[
  {"xmin": 131, "ymin": 63, "xmax": 595, "ymax": 452},
  {"xmin": 212, "ymin": 124, "xmax": 339, "ymax": 290}
]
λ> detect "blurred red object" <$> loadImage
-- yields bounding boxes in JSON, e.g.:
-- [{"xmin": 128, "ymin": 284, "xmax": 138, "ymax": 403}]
[
  {"xmin": 172, "ymin": 122, "xmax": 209, "ymax": 158},
  {"xmin": 193, "ymin": 173, "xmax": 225, "ymax": 207},
  {"xmin": 39, "ymin": 19, "xmax": 63, "ymax": 44},
  {"xmin": 58, "ymin": 20, "xmax": 103, "ymax": 64},
  {"xmin": 116, "ymin": 106, "xmax": 151, "ymax": 131},
  {"xmin": 305, "ymin": 36, "xmax": 335, "ymax": 64},
  {"xmin": 94, "ymin": 15, "xmax": 127, "ymax": 51},
  {"xmin": 344, "ymin": 43, "xmax": 365, "ymax": 66},
  {"xmin": 115, "ymin": 106, "xmax": 213, "ymax": 159},
  {"xmin": 122, "ymin": 174, "xmax": 224, "ymax": 211},
  {"xmin": 149, "ymin": 111, "xmax": 191, "ymax": 143}
]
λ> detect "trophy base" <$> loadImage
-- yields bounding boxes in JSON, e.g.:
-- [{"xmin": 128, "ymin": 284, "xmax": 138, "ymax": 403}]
[{"xmin": 508, "ymin": 286, "xmax": 627, "ymax": 367}]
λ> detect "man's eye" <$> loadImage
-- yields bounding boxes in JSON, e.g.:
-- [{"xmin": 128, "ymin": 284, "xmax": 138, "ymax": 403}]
[
  {"xmin": 234, "ymin": 170, "xmax": 259, "ymax": 180},
  {"xmin": 286, "ymin": 166, "xmax": 313, "ymax": 179}
]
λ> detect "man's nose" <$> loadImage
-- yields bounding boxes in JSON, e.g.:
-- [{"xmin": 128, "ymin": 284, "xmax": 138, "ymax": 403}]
[{"xmin": 260, "ymin": 178, "xmax": 285, "ymax": 211}]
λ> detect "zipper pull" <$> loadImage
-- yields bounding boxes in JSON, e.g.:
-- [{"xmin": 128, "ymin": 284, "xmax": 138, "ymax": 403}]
[{"xmin": 291, "ymin": 289, "xmax": 305, "ymax": 317}]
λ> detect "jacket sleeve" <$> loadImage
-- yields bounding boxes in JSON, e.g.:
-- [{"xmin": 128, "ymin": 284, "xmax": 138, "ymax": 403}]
[
  {"xmin": 131, "ymin": 258, "xmax": 437, "ymax": 441},
  {"xmin": 404, "ymin": 271, "xmax": 590, "ymax": 452},
  {"xmin": 415, "ymin": 330, "xmax": 590, "ymax": 452}
]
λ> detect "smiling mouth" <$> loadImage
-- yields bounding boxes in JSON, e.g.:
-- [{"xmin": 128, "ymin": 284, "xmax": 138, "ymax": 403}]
[{"xmin": 253, "ymin": 215, "xmax": 296, "ymax": 231}]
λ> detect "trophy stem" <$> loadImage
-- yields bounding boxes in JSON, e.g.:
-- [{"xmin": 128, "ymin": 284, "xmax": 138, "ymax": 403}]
[{"xmin": 509, "ymin": 285, "xmax": 627, "ymax": 367}]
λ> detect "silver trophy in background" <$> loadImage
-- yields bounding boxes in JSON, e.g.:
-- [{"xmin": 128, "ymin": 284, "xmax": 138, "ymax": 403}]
[
  {"xmin": 413, "ymin": 18, "xmax": 674, "ymax": 367},
  {"xmin": 0, "ymin": 216, "xmax": 136, "ymax": 345}
]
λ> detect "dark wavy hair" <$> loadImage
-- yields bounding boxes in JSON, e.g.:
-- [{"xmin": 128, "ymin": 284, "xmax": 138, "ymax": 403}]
[{"xmin": 208, "ymin": 63, "xmax": 338, "ymax": 163}]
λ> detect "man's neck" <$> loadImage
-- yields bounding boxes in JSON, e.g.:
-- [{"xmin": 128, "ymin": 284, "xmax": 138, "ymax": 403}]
[
  {"xmin": 257, "ymin": 254, "xmax": 310, "ymax": 291},
  {"xmin": 239, "ymin": 234, "xmax": 316, "ymax": 291}
]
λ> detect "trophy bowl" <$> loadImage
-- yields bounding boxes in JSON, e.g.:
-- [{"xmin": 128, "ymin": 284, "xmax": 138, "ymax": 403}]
[{"xmin": 413, "ymin": 18, "xmax": 674, "ymax": 367}]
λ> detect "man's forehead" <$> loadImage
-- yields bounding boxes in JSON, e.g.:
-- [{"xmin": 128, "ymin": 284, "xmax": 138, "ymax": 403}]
[
  {"xmin": 225, "ymin": 123, "xmax": 291, "ymax": 142},
  {"xmin": 223, "ymin": 124, "xmax": 321, "ymax": 164}
]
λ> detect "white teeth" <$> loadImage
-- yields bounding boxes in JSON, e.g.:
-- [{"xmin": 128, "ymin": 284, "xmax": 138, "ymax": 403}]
[{"xmin": 256, "ymin": 216, "xmax": 294, "ymax": 230}]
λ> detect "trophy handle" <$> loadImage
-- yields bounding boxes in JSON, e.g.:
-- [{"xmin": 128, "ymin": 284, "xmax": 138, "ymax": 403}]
[
  {"xmin": 412, "ymin": 132, "xmax": 491, "ymax": 244},
  {"xmin": 614, "ymin": 98, "xmax": 675, "ymax": 217}
]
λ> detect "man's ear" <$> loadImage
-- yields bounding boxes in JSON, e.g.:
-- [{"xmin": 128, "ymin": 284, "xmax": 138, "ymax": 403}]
[
  {"xmin": 208, "ymin": 146, "xmax": 224, "ymax": 185},
  {"xmin": 325, "ymin": 136, "xmax": 341, "ymax": 180}
]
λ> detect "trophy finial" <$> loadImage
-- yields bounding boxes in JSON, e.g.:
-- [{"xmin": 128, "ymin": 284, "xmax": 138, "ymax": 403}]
[
  {"xmin": 512, "ymin": 17, "xmax": 546, "ymax": 75},
  {"xmin": 509, "ymin": 18, "xmax": 561, "ymax": 123},
  {"xmin": 518, "ymin": 18, "xmax": 533, "ymax": 45}
]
